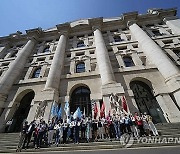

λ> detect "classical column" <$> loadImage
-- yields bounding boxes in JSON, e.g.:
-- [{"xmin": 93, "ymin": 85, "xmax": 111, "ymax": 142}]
[
  {"xmin": 129, "ymin": 22, "xmax": 180, "ymax": 110},
  {"xmin": 0, "ymin": 38, "xmax": 36, "ymax": 94},
  {"xmin": 164, "ymin": 17, "xmax": 180, "ymax": 35},
  {"xmin": 93, "ymin": 26, "xmax": 116, "ymax": 85},
  {"xmin": 44, "ymin": 24, "xmax": 70, "ymax": 90},
  {"xmin": 128, "ymin": 22, "xmax": 179, "ymax": 80}
]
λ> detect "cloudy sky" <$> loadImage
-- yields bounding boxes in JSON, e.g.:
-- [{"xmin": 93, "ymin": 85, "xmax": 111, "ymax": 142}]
[{"xmin": 0, "ymin": 0, "xmax": 179, "ymax": 36}]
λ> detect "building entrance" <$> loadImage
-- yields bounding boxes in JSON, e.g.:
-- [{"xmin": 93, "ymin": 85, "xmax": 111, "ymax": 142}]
[
  {"xmin": 9, "ymin": 91, "xmax": 35, "ymax": 132},
  {"xmin": 130, "ymin": 81, "xmax": 166, "ymax": 123},
  {"xmin": 70, "ymin": 86, "xmax": 91, "ymax": 117}
]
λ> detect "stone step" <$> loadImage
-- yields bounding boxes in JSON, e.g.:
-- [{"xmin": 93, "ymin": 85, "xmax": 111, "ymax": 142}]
[{"xmin": 0, "ymin": 141, "xmax": 179, "ymax": 153}]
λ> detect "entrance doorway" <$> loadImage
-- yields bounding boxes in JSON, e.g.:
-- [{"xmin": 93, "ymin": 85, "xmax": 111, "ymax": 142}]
[
  {"xmin": 70, "ymin": 86, "xmax": 91, "ymax": 117},
  {"xmin": 10, "ymin": 91, "xmax": 35, "ymax": 132},
  {"xmin": 130, "ymin": 81, "xmax": 166, "ymax": 123}
]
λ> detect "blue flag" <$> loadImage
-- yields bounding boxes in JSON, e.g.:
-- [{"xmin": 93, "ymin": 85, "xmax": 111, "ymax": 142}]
[
  {"xmin": 73, "ymin": 107, "xmax": 82, "ymax": 119},
  {"xmin": 64, "ymin": 102, "xmax": 70, "ymax": 116},
  {"xmin": 51, "ymin": 101, "xmax": 58, "ymax": 117},
  {"xmin": 57, "ymin": 107, "xmax": 62, "ymax": 119}
]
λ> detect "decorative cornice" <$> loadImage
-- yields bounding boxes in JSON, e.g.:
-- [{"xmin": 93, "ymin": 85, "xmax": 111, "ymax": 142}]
[
  {"xmin": 56, "ymin": 23, "xmax": 70, "ymax": 34},
  {"xmin": 26, "ymin": 27, "xmax": 42, "ymax": 41},
  {"xmin": 88, "ymin": 17, "xmax": 103, "ymax": 31}
]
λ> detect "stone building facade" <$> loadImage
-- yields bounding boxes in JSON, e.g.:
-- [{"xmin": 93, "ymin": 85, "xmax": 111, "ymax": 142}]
[{"xmin": 0, "ymin": 8, "xmax": 180, "ymax": 132}]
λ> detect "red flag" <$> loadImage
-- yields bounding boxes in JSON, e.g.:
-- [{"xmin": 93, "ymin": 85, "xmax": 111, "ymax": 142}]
[
  {"xmin": 100, "ymin": 102, "xmax": 105, "ymax": 118},
  {"xmin": 122, "ymin": 96, "xmax": 128, "ymax": 112},
  {"xmin": 94, "ymin": 102, "xmax": 98, "ymax": 119}
]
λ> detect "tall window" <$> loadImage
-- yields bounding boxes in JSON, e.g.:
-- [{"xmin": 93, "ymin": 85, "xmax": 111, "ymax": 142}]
[
  {"xmin": 114, "ymin": 35, "xmax": 122, "ymax": 42},
  {"xmin": 32, "ymin": 67, "xmax": 41, "ymax": 78},
  {"xmin": 123, "ymin": 56, "xmax": 135, "ymax": 67},
  {"xmin": 76, "ymin": 62, "xmax": 85, "ymax": 73},
  {"xmin": 152, "ymin": 30, "xmax": 162, "ymax": 36},
  {"xmin": 77, "ymin": 41, "xmax": 85, "ymax": 48},
  {"xmin": 173, "ymin": 48, "xmax": 180, "ymax": 58},
  {"xmin": 43, "ymin": 46, "xmax": 50, "ymax": 53}
]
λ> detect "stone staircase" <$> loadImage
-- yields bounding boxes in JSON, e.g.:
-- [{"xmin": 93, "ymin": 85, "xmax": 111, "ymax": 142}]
[{"xmin": 0, "ymin": 123, "xmax": 180, "ymax": 153}]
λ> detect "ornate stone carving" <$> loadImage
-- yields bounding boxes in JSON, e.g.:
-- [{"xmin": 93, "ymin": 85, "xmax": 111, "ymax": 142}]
[
  {"xmin": 35, "ymin": 101, "xmax": 47, "ymax": 119},
  {"xmin": 109, "ymin": 93, "xmax": 121, "ymax": 115}
]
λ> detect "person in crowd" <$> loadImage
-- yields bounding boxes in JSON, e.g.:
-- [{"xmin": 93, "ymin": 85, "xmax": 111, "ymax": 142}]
[
  {"xmin": 119, "ymin": 115, "xmax": 125, "ymax": 135},
  {"xmin": 54, "ymin": 119, "xmax": 63, "ymax": 146},
  {"xmin": 16, "ymin": 121, "xmax": 29, "ymax": 152},
  {"xmin": 86, "ymin": 117, "xmax": 91, "ymax": 142},
  {"xmin": 130, "ymin": 114, "xmax": 139, "ymax": 137},
  {"xmin": 47, "ymin": 119, "xmax": 55, "ymax": 146},
  {"xmin": 113, "ymin": 115, "xmax": 120, "ymax": 139},
  {"xmin": 103, "ymin": 117, "xmax": 110, "ymax": 139},
  {"xmin": 81, "ymin": 116, "xmax": 86, "ymax": 140},
  {"xmin": 63, "ymin": 119, "xmax": 68, "ymax": 144},
  {"xmin": 142, "ymin": 112, "xmax": 151, "ymax": 136},
  {"xmin": 23, "ymin": 120, "xmax": 36, "ymax": 149},
  {"xmin": 108, "ymin": 116, "xmax": 115, "ymax": 139},
  {"xmin": 98, "ymin": 117, "xmax": 104, "ymax": 139},
  {"xmin": 124, "ymin": 115, "xmax": 132, "ymax": 134},
  {"xmin": 134, "ymin": 112, "xmax": 144, "ymax": 137},
  {"xmin": 74, "ymin": 117, "xmax": 81, "ymax": 144},
  {"xmin": 146, "ymin": 113, "xmax": 159, "ymax": 136},
  {"xmin": 69, "ymin": 117, "xmax": 75, "ymax": 141},
  {"xmin": 92, "ymin": 119, "xmax": 98, "ymax": 141}
]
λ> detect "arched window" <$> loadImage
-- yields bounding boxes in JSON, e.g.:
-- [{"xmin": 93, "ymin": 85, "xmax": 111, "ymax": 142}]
[
  {"xmin": 114, "ymin": 35, "xmax": 122, "ymax": 42},
  {"xmin": 32, "ymin": 67, "xmax": 41, "ymax": 78},
  {"xmin": 77, "ymin": 41, "xmax": 85, "ymax": 48},
  {"xmin": 76, "ymin": 62, "xmax": 85, "ymax": 73},
  {"xmin": 70, "ymin": 86, "xmax": 91, "ymax": 116},
  {"xmin": 123, "ymin": 56, "xmax": 135, "ymax": 67},
  {"xmin": 43, "ymin": 46, "xmax": 50, "ymax": 53}
]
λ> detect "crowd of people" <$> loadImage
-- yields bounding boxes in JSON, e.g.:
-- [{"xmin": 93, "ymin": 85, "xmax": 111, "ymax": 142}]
[{"xmin": 16, "ymin": 111, "xmax": 159, "ymax": 152}]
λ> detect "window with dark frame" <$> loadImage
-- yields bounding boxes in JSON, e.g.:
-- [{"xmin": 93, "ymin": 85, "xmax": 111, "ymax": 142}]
[
  {"xmin": 77, "ymin": 41, "xmax": 85, "ymax": 48},
  {"xmin": 76, "ymin": 62, "xmax": 85, "ymax": 73},
  {"xmin": 32, "ymin": 67, "xmax": 41, "ymax": 78},
  {"xmin": 123, "ymin": 56, "xmax": 135, "ymax": 67}
]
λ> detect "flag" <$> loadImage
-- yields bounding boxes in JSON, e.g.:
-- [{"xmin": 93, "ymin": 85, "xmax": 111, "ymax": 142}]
[
  {"xmin": 91, "ymin": 99, "xmax": 95, "ymax": 111},
  {"xmin": 64, "ymin": 101, "xmax": 70, "ymax": 117},
  {"xmin": 100, "ymin": 102, "xmax": 105, "ymax": 118},
  {"xmin": 57, "ymin": 107, "xmax": 62, "ymax": 119},
  {"xmin": 51, "ymin": 101, "xmax": 58, "ymax": 117},
  {"xmin": 73, "ymin": 107, "xmax": 82, "ymax": 119},
  {"xmin": 94, "ymin": 102, "xmax": 98, "ymax": 119},
  {"xmin": 83, "ymin": 107, "xmax": 85, "ymax": 117},
  {"xmin": 122, "ymin": 96, "xmax": 128, "ymax": 112}
]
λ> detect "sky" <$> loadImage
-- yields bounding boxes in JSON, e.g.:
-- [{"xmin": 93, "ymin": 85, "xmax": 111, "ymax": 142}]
[{"xmin": 0, "ymin": 0, "xmax": 180, "ymax": 37}]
